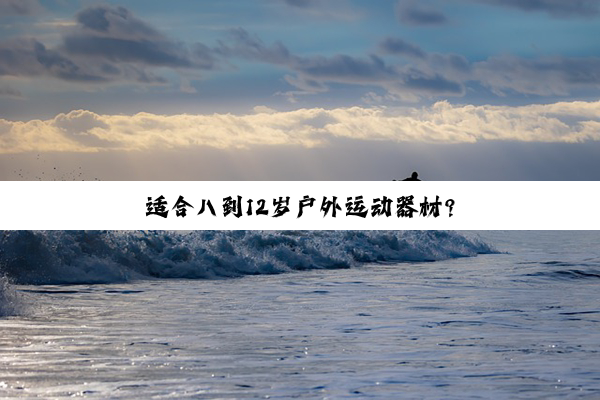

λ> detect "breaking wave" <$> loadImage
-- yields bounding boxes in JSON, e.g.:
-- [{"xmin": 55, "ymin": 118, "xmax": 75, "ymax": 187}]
[
  {"xmin": 0, "ymin": 275, "xmax": 26, "ymax": 317},
  {"xmin": 0, "ymin": 231, "xmax": 494, "ymax": 286}
]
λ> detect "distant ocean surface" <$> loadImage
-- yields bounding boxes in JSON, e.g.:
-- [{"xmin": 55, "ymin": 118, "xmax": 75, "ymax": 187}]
[{"xmin": 1, "ymin": 231, "xmax": 599, "ymax": 398}]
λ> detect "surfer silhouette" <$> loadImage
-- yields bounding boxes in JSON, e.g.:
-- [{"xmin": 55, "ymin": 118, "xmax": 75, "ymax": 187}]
[{"xmin": 402, "ymin": 171, "xmax": 421, "ymax": 181}]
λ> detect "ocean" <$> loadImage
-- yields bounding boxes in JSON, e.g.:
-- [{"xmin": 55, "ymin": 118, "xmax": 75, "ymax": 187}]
[{"xmin": 0, "ymin": 231, "xmax": 599, "ymax": 398}]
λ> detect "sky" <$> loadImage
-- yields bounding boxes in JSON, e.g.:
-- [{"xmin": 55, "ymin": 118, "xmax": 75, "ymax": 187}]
[{"xmin": 0, "ymin": 0, "xmax": 599, "ymax": 180}]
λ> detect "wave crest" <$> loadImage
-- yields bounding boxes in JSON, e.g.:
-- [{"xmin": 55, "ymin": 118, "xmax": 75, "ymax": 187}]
[{"xmin": 0, "ymin": 231, "xmax": 495, "ymax": 285}]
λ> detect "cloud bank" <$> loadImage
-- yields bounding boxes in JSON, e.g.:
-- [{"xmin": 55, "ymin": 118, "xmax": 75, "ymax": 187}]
[
  {"xmin": 377, "ymin": 36, "xmax": 600, "ymax": 98},
  {"xmin": 223, "ymin": 30, "xmax": 600, "ymax": 101},
  {"xmin": 1, "ymin": 100, "xmax": 599, "ymax": 154},
  {"xmin": 1, "ymin": 3, "xmax": 599, "ymax": 101}
]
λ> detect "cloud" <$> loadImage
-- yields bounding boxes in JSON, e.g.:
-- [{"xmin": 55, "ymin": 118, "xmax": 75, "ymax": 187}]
[
  {"xmin": 283, "ymin": 0, "xmax": 313, "ymax": 7},
  {"xmin": 474, "ymin": 55, "xmax": 600, "ymax": 96},
  {"xmin": 0, "ymin": 0, "xmax": 43, "ymax": 16},
  {"xmin": 0, "ymin": 84, "xmax": 22, "ymax": 98},
  {"xmin": 62, "ymin": 5, "xmax": 218, "ymax": 70},
  {"xmin": 223, "ymin": 29, "xmax": 464, "ymax": 100},
  {"xmin": 379, "ymin": 37, "xmax": 427, "ymax": 59},
  {"xmin": 1, "ymin": 100, "xmax": 599, "ymax": 153},
  {"xmin": 190, "ymin": 29, "xmax": 600, "ymax": 101},
  {"xmin": 377, "ymin": 36, "xmax": 600, "ymax": 98},
  {"xmin": 0, "ymin": 38, "xmax": 109, "ymax": 82},
  {"xmin": 220, "ymin": 28, "xmax": 293, "ymax": 65},
  {"xmin": 253, "ymin": 105, "xmax": 278, "ymax": 114},
  {"xmin": 75, "ymin": 5, "xmax": 159, "ymax": 36},
  {"xmin": 0, "ymin": 5, "xmax": 221, "ymax": 89},
  {"xmin": 392, "ymin": 0, "xmax": 598, "ymax": 32},
  {"xmin": 53, "ymin": 109, "xmax": 115, "ymax": 147},
  {"xmin": 396, "ymin": 1, "xmax": 447, "ymax": 26},
  {"xmin": 2, "ymin": 3, "xmax": 598, "ymax": 102},
  {"xmin": 278, "ymin": 0, "xmax": 363, "ymax": 20},
  {"xmin": 472, "ymin": 0, "xmax": 600, "ymax": 17},
  {"xmin": 0, "ymin": 37, "xmax": 172, "ymax": 84}
]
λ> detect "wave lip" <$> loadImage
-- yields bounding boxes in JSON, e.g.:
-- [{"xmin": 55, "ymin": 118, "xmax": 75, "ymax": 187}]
[{"xmin": 0, "ymin": 231, "xmax": 496, "ymax": 285}]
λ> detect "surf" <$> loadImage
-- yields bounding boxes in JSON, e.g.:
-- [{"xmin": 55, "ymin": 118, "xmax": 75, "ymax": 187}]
[
  {"xmin": 0, "ymin": 230, "xmax": 495, "ymax": 286},
  {"xmin": 0, "ymin": 275, "xmax": 25, "ymax": 317}
]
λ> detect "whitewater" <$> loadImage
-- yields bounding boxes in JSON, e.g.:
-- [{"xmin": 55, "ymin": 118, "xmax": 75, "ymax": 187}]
[{"xmin": 1, "ymin": 231, "xmax": 599, "ymax": 398}]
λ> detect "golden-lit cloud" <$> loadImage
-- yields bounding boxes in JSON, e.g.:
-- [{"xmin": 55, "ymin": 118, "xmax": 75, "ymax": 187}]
[{"xmin": 1, "ymin": 100, "xmax": 599, "ymax": 154}]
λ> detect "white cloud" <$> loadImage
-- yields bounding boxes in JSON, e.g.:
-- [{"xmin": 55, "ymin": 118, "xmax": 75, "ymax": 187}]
[
  {"xmin": 253, "ymin": 105, "xmax": 278, "ymax": 114},
  {"xmin": 1, "ymin": 100, "xmax": 599, "ymax": 153}
]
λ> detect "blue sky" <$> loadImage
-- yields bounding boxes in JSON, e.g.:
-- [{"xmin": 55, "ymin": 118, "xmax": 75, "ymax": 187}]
[{"xmin": 0, "ymin": 0, "xmax": 599, "ymax": 179}]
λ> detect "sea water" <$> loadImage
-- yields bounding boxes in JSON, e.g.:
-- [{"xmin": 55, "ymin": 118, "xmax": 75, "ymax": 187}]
[{"xmin": 0, "ymin": 231, "xmax": 599, "ymax": 398}]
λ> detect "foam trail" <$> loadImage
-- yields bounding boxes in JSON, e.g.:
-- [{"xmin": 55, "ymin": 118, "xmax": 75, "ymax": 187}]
[{"xmin": 0, "ymin": 231, "xmax": 495, "ymax": 286}]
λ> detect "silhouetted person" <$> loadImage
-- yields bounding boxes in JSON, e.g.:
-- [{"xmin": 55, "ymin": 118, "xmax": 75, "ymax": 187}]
[{"xmin": 402, "ymin": 171, "xmax": 421, "ymax": 181}]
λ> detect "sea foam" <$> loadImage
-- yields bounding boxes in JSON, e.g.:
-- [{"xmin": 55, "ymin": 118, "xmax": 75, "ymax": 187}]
[{"xmin": 0, "ymin": 275, "xmax": 26, "ymax": 317}]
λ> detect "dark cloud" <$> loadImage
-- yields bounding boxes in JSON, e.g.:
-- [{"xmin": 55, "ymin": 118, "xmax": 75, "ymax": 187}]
[
  {"xmin": 283, "ymin": 0, "xmax": 313, "ymax": 7},
  {"xmin": 402, "ymin": 72, "xmax": 464, "ymax": 95},
  {"xmin": 378, "ymin": 35, "xmax": 600, "ymax": 98},
  {"xmin": 0, "ymin": 38, "xmax": 108, "ymax": 82},
  {"xmin": 223, "ymin": 29, "xmax": 464, "ymax": 99},
  {"xmin": 63, "ymin": 5, "xmax": 218, "ymax": 70},
  {"xmin": 379, "ymin": 37, "xmax": 427, "ymax": 59},
  {"xmin": 75, "ymin": 5, "xmax": 161, "ymax": 37},
  {"xmin": 0, "ymin": 5, "xmax": 222, "ymax": 91},
  {"xmin": 62, "ymin": 36, "xmax": 194, "ymax": 68},
  {"xmin": 473, "ymin": 0, "xmax": 600, "ymax": 17},
  {"xmin": 295, "ymin": 54, "xmax": 398, "ymax": 83},
  {"xmin": 286, "ymin": 0, "xmax": 597, "ymax": 21},
  {"xmin": 0, "ymin": 0, "xmax": 42, "ymax": 16},
  {"xmin": 0, "ymin": 84, "xmax": 22, "ymax": 98},
  {"xmin": 220, "ymin": 28, "xmax": 293, "ymax": 65},
  {"xmin": 0, "ymin": 37, "xmax": 172, "ymax": 85},
  {"xmin": 279, "ymin": 0, "xmax": 361, "ymax": 20},
  {"xmin": 3, "ymin": 3, "xmax": 597, "ymax": 102},
  {"xmin": 396, "ymin": 1, "xmax": 447, "ymax": 26},
  {"xmin": 379, "ymin": 37, "xmax": 470, "ymax": 79},
  {"xmin": 474, "ymin": 55, "xmax": 600, "ymax": 95},
  {"xmin": 224, "ymin": 28, "xmax": 392, "ymax": 83}
]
